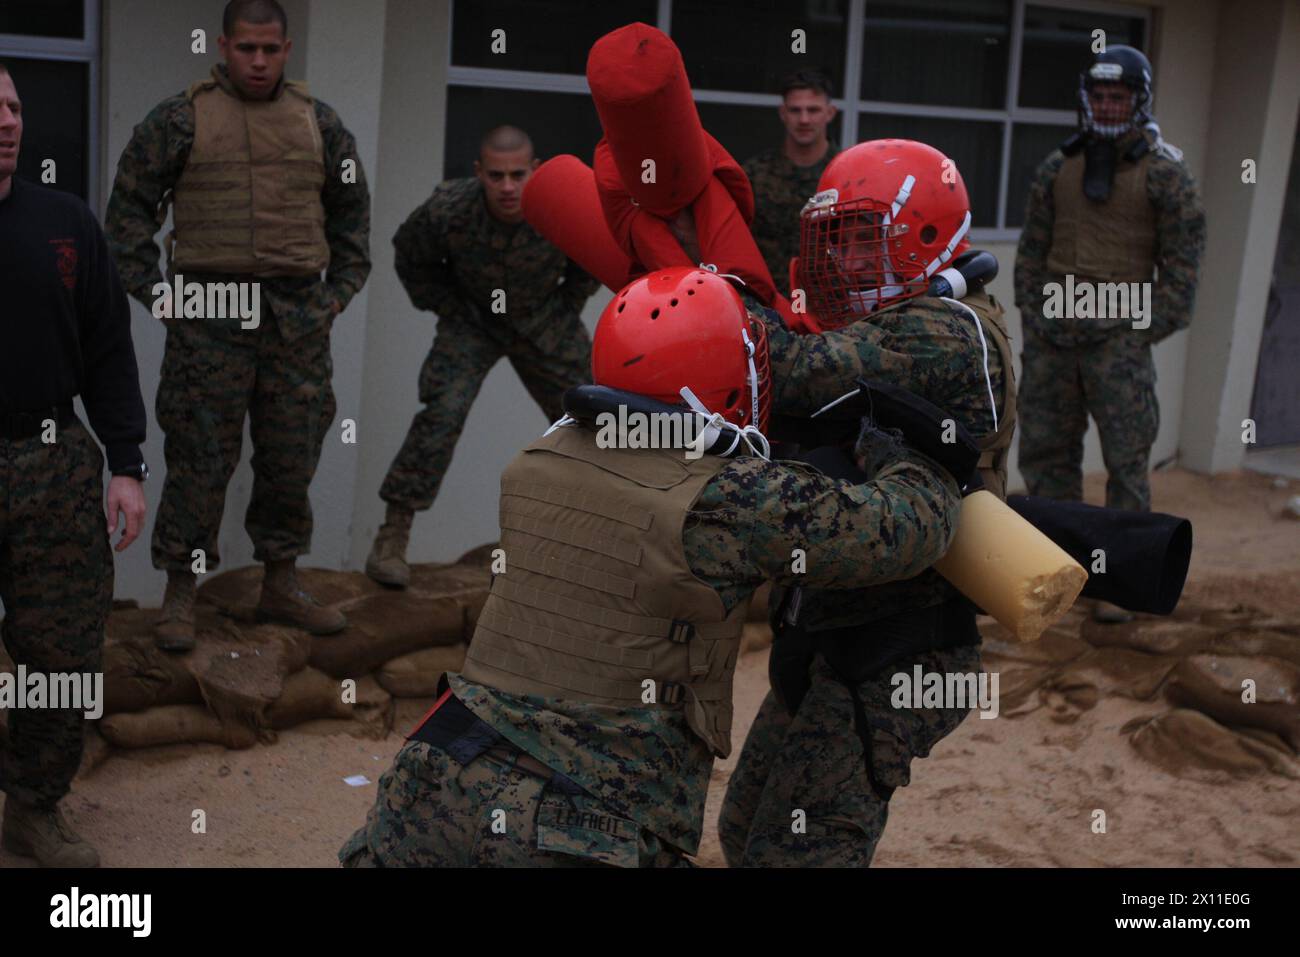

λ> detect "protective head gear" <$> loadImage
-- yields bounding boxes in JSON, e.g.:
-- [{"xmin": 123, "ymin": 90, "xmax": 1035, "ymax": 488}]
[
  {"xmin": 1078, "ymin": 44, "xmax": 1153, "ymax": 139},
  {"xmin": 798, "ymin": 139, "xmax": 972, "ymax": 328},
  {"xmin": 592, "ymin": 267, "xmax": 772, "ymax": 434}
]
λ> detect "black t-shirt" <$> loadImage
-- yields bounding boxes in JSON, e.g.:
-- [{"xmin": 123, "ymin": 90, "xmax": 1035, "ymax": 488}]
[{"xmin": 0, "ymin": 176, "xmax": 145, "ymax": 471}]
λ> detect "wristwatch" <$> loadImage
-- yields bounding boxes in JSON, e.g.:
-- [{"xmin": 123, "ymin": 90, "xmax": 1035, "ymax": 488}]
[{"xmin": 112, "ymin": 461, "xmax": 150, "ymax": 482}]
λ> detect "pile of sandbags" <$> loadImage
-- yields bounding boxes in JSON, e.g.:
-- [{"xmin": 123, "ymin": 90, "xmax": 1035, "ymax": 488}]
[
  {"xmin": 980, "ymin": 595, "xmax": 1300, "ymax": 778},
  {"xmin": 74, "ymin": 545, "xmax": 492, "ymax": 753}
]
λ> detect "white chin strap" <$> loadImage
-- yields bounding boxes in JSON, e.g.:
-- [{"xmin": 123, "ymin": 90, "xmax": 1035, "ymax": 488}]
[{"xmin": 679, "ymin": 387, "xmax": 770, "ymax": 460}]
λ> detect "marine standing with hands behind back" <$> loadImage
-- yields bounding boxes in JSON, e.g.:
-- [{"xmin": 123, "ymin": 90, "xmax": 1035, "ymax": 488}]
[
  {"xmin": 364, "ymin": 126, "xmax": 599, "ymax": 589},
  {"xmin": 105, "ymin": 0, "xmax": 372, "ymax": 651}
]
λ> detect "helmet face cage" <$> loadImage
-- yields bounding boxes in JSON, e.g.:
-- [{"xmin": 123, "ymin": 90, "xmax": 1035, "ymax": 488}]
[
  {"xmin": 799, "ymin": 196, "xmax": 922, "ymax": 329},
  {"xmin": 1079, "ymin": 59, "xmax": 1152, "ymax": 138}
]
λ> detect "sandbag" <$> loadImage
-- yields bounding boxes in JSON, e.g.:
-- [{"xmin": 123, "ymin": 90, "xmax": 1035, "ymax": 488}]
[
  {"xmin": 100, "ymin": 624, "xmax": 202, "ymax": 714},
  {"xmin": 376, "ymin": 645, "xmax": 468, "ymax": 698},
  {"xmin": 268, "ymin": 670, "xmax": 393, "ymax": 737},
  {"xmin": 1164, "ymin": 654, "xmax": 1300, "ymax": 752},
  {"xmin": 100, "ymin": 704, "xmax": 259, "ymax": 750},
  {"xmin": 1128, "ymin": 708, "xmax": 1300, "ymax": 779},
  {"xmin": 309, "ymin": 590, "xmax": 469, "ymax": 679}
]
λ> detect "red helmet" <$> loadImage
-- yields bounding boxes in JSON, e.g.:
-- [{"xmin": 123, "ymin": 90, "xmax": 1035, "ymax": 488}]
[
  {"xmin": 593, "ymin": 267, "xmax": 771, "ymax": 432},
  {"xmin": 799, "ymin": 139, "xmax": 972, "ymax": 329}
]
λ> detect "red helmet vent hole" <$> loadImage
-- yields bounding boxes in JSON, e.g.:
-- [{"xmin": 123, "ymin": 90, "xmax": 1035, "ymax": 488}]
[
  {"xmin": 617, "ymin": 303, "xmax": 625, "ymax": 313},
  {"xmin": 670, "ymin": 298, "xmax": 679, "ymax": 307},
  {"xmin": 650, "ymin": 308, "xmax": 660, "ymax": 320},
  {"xmin": 726, "ymin": 389, "xmax": 740, "ymax": 408},
  {"xmin": 920, "ymin": 225, "xmax": 938, "ymax": 244},
  {"xmin": 687, "ymin": 289, "xmax": 695, "ymax": 295}
]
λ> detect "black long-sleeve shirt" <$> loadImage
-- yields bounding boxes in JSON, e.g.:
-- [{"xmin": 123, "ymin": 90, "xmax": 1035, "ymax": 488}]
[{"xmin": 0, "ymin": 176, "xmax": 146, "ymax": 472}]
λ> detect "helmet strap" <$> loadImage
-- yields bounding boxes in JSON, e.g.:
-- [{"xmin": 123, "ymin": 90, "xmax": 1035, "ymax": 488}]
[{"xmin": 679, "ymin": 387, "xmax": 771, "ymax": 460}]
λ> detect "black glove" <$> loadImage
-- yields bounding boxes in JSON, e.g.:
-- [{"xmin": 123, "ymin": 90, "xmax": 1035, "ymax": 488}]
[{"xmin": 850, "ymin": 379, "xmax": 980, "ymax": 488}]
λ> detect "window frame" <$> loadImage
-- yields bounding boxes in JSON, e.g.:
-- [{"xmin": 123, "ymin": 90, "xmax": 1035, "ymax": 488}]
[
  {"xmin": 445, "ymin": 0, "xmax": 1151, "ymax": 241},
  {"xmin": 0, "ymin": 0, "xmax": 102, "ymax": 212}
]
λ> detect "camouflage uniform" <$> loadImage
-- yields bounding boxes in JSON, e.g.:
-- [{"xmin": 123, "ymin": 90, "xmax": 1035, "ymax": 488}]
[
  {"xmin": 717, "ymin": 294, "xmax": 1013, "ymax": 867},
  {"xmin": 0, "ymin": 424, "xmax": 114, "ymax": 809},
  {"xmin": 104, "ymin": 64, "xmax": 371, "ymax": 570},
  {"xmin": 340, "ymin": 426, "xmax": 961, "ymax": 867},
  {"xmin": 742, "ymin": 142, "xmax": 839, "ymax": 291},
  {"xmin": 1013, "ymin": 128, "xmax": 1205, "ymax": 511},
  {"xmin": 377, "ymin": 179, "xmax": 599, "ymax": 513}
]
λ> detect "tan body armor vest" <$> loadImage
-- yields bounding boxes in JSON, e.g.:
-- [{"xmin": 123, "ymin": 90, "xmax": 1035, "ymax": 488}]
[
  {"xmin": 460, "ymin": 426, "xmax": 750, "ymax": 757},
  {"xmin": 956, "ymin": 291, "xmax": 1017, "ymax": 501},
  {"xmin": 170, "ymin": 77, "xmax": 329, "ymax": 277},
  {"xmin": 1045, "ymin": 150, "xmax": 1155, "ymax": 282}
]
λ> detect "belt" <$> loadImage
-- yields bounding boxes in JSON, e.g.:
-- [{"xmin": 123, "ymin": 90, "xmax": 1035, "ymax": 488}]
[
  {"xmin": 408, "ymin": 678, "xmax": 585, "ymax": 795},
  {"xmin": 0, "ymin": 401, "xmax": 77, "ymax": 441}
]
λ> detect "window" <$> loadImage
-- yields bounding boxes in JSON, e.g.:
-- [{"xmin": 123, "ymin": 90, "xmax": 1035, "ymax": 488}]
[
  {"xmin": 446, "ymin": 0, "xmax": 1149, "ymax": 238},
  {"xmin": 0, "ymin": 0, "xmax": 100, "ymax": 208}
]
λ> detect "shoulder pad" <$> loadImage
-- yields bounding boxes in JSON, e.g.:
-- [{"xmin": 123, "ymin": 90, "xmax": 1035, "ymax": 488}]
[
  {"xmin": 284, "ymin": 79, "xmax": 313, "ymax": 102},
  {"xmin": 1060, "ymin": 132, "xmax": 1087, "ymax": 156},
  {"xmin": 185, "ymin": 78, "xmax": 218, "ymax": 101}
]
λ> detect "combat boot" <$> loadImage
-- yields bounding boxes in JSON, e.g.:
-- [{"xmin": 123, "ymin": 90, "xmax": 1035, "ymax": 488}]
[
  {"xmin": 1, "ymin": 799, "xmax": 100, "ymax": 868},
  {"xmin": 365, "ymin": 505, "xmax": 414, "ymax": 589},
  {"xmin": 154, "ymin": 571, "xmax": 197, "ymax": 653},
  {"xmin": 257, "ymin": 559, "xmax": 347, "ymax": 635}
]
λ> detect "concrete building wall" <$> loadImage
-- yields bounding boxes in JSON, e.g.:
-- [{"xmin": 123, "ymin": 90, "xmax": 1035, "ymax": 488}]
[
  {"xmin": 95, "ymin": 0, "xmax": 1298, "ymax": 603},
  {"xmin": 1178, "ymin": 0, "xmax": 1300, "ymax": 472}
]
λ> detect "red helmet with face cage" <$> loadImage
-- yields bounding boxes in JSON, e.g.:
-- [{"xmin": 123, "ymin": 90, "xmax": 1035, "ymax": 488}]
[
  {"xmin": 593, "ymin": 267, "xmax": 771, "ymax": 433},
  {"xmin": 798, "ymin": 139, "xmax": 972, "ymax": 329}
]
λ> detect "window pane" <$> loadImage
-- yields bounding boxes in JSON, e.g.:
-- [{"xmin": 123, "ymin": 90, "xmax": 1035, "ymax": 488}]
[
  {"xmin": 672, "ymin": 0, "xmax": 848, "ymax": 95},
  {"xmin": 451, "ymin": 0, "xmax": 657, "ymax": 74},
  {"xmin": 1019, "ymin": 5, "xmax": 1146, "ymax": 111},
  {"xmin": 0, "ymin": 0, "xmax": 85, "ymax": 39},
  {"xmin": 444, "ymin": 87, "xmax": 605, "ymax": 180},
  {"xmin": 861, "ymin": 0, "xmax": 1011, "ymax": 109},
  {"xmin": 696, "ymin": 100, "xmax": 844, "ymax": 171},
  {"xmin": 857, "ymin": 114, "xmax": 1003, "ymax": 227},
  {"xmin": 1004, "ymin": 122, "xmax": 1075, "ymax": 227},
  {"xmin": 3, "ymin": 57, "xmax": 89, "ymax": 201}
]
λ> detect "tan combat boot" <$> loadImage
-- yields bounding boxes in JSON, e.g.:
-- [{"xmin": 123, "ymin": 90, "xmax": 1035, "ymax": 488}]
[
  {"xmin": 154, "ymin": 571, "xmax": 197, "ymax": 653},
  {"xmin": 365, "ymin": 505, "xmax": 414, "ymax": 589},
  {"xmin": 257, "ymin": 559, "xmax": 347, "ymax": 635},
  {"xmin": 2, "ymin": 799, "xmax": 100, "ymax": 867}
]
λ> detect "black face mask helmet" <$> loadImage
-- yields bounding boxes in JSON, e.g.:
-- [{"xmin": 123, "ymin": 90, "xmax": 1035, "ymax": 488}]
[{"xmin": 1078, "ymin": 44, "xmax": 1153, "ymax": 139}]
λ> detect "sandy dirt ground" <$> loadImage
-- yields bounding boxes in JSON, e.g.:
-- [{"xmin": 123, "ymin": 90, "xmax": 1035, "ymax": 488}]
[{"xmin": 2, "ymin": 466, "xmax": 1297, "ymax": 868}]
